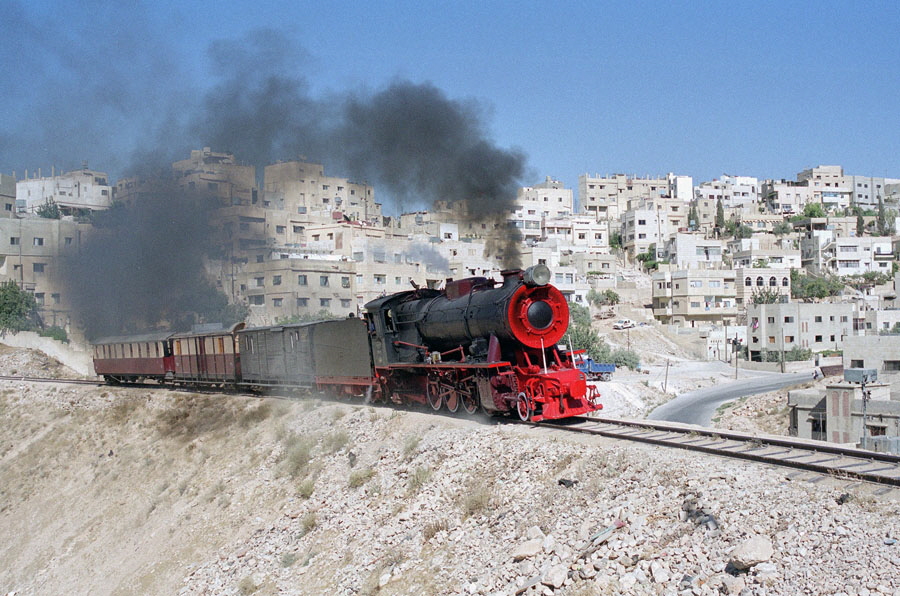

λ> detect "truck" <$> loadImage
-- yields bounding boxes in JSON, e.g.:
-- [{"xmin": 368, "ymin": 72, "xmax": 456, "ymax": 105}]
[{"xmin": 573, "ymin": 355, "xmax": 616, "ymax": 381}]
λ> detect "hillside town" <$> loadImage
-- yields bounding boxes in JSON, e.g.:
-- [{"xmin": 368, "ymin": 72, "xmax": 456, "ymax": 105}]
[{"xmin": 3, "ymin": 153, "xmax": 900, "ymax": 454}]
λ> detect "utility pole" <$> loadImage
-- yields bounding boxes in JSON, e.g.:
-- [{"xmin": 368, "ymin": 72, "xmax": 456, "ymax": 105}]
[
  {"xmin": 861, "ymin": 373, "xmax": 871, "ymax": 449},
  {"xmin": 734, "ymin": 335, "xmax": 741, "ymax": 379},
  {"xmin": 663, "ymin": 359, "xmax": 669, "ymax": 393}
]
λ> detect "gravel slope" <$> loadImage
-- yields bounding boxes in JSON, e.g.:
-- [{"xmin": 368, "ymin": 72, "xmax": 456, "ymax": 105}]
[{"xmin": 1, "ymin": 369, "xmax": 899, "ymax": 596}]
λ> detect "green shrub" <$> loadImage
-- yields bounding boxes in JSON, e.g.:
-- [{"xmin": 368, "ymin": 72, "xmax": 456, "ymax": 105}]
[{"xmin": 38, "ymin": 325, "xmax": 68, "ymax": 343}]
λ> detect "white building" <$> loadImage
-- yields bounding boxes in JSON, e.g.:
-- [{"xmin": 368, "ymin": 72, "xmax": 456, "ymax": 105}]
[
  {"xmin": 762, "ymin": 180, "xmax": 815, "ymax": 215},
  {"xmin": 511, "ymin": 177, "xmax": 574, "ymax": 243},
  {"xmin": 694, "ymin": 175, "xmax": 760, "ymax": 211},
  {"xmin": 661, "ymin": 233, "xmax": 724, "ymax": 269},
  {"xmin": 579, "ymin": 173, "xmax": 686, "ymax": 221},
  {"xmin": 16, "ymin": 167, "xmax": 113, "ymax": 214}
]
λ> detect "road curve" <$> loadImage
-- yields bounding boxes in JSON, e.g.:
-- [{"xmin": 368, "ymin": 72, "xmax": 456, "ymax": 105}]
[{"xmin": 647, "ymin": 369, "xmax": 813, "ymax": 426}]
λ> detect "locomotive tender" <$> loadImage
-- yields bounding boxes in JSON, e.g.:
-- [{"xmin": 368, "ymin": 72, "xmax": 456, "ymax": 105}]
[{"xmin": 92, "ymin": 266, "xmax": 601, "ymax": 422}]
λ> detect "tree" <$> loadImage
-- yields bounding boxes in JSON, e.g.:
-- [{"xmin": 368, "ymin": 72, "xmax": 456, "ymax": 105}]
[
  {"xmin": 802, "ymin": 202, "xmax": 826, "ymax": 218},
  {"xmin": 636, "ymin": 243, "xmax": 658, "ymax": 271},
  {"xmin": 688, "ymin": 203, "xmax": 700, "ymax": 231},
  {"xmin": 857, "ymin": 213, "xmax": 865, "ymax": 236},
  {"xmin": 569, "ymin": 303, "xmax": 591, "ymax": 327},
  {"xmin": 772, "ymin": 221, "xmax": 793, "ymax": 235},
  {"xmin": 750, "ymin": 286, "xmax": 782, "ymax": 305},
  {"xmin": 790, "ymin": 270, "xmax": 845, "ymax": 301},
  {"xmin": 609, "ymin": 231, "xmax": 622, "ymax": 250},
  {"xmin": 715, "ymin": 198, "xmax": 725, "ymax": 230},
  {"xmin": 36, "ymin": 199, "xmax": 61, "ymax": 219},
  {"xmin": 0, "ymin": 281, "xmax": 38, "ymax": 333}
]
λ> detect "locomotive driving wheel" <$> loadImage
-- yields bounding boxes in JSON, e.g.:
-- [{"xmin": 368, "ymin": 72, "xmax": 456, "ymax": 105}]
[
  {"xmin": 516, "ymin": 391, "xmax": 533, "ymax": 422},
  {"xmin": 444, "ymin": 384, "xmax": 460, "ymax": 413},
  {"xmin": 426, "ymin": 375, "xmax": 442, "ymax": 410},
  {"xmin": 460, "ymin": 380, "xmax": 479, "ymax": 415}
]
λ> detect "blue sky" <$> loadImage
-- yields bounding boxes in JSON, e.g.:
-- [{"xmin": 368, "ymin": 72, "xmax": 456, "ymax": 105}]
[{"xmin": 2, "ymin": 0, "xmax": 898, "ymax": 209}]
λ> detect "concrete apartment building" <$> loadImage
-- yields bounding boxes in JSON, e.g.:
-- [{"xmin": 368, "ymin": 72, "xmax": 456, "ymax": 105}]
[
  {"xmin": 651, "ymin": 269, "xmax": 737, "ymax": 327},
  {"xmin": 579, "ymin": 173, "xmax": 691, "ymax": 221},
  {"xmin": 730, "ymin": 236, "xmax": 801, "ymax": 269},
  {"xmin": 542, "ymin": 215, "xmax": 609, "ymax": 251},
  {"xmin": 735, "ymin": 212, "xmax": 788, "ymax": 234},
  {"xmin": 797, "ymin": 165, "xmax": 852, "ymax": 212},
  {"xmin": 1, "ymin": 174, "xmax": 16, "ymax": 217},
  {"xmin": 746, "ymin": 301, "xmax": 856, "ymax": 361},
  {"xmin": 762, "ymin": 180, "xmax": 815, "ymax": 215},
  {"xmin": 510, "ymin": 177, "xmax": 573, "ymax": 244},
  {"xmin": 0, "ymin": 217, "xmax": 91, "ymax": 328},
  {"xmin": 788, "ymin": 380, "xmax": 898, "ymax": 449},
  {"xmin": 173, "ymin": 148, "xmax": 258, "ymax": 207},
  {"xmin": 801, "ymin": 233, "xmax": 893, "ymax": 276},
  {"xmin": 691, "ymin": 195, "xmax": 740, "ymax": 235},
  {"xmin": 659, "ymin": 233, "xmax": 724, "ymax": 269},
  {"xmin": 16, "ymin": 167, "xmax": 113, "ymax": 215},
  {"xmin": 263, "ymin": 160, "xmax": 380, "ymax": 224},
  {"xmin": 694, "ymin": 175, "xmax": 760, "ymax": 210},
  {"xmin": 734, "ymin": 268, "xmax": 792, "ymax": 307}
]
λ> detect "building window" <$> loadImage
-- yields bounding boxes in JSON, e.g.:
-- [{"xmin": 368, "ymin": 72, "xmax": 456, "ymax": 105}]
[
  {"xmin": 65, "ymin": 237, "xmax": 73, "ymax": 246},
  {"xmin": 276, "ymin": 226, "xmax": 285, "ymax": 234},
  {"xmin": 840, "ymin": 316, "xmax": 848, "ymax": 323},
  {"xmin": 374, "ymin": 274, "xmax": 386, "ymax": 285},
  {"xmin": 320, "ymin": 298, "xmax": 331, "ymax": 307},
  {"xmin": 815, "ymin": 335, "xmax": 823, "ymax": 342},
  {"xmin": 744, "ymin": 277, "xmax": 751, "ymax": 287},
  {"xmin": 255, "ymin": 277, "xmax": 264, "ymax": 287},
  {"xmin": 784, "ymin": 335, "xmax": 794, "ymax": 343},
  {"xmin": 320, "ymin": 275, "xmax": 329, "ymax": 287},
  {"xmin": 341, "ymin": 276, "xmax": 350, "ymax": 288},
  {"xmin": 51, "ymin": 293, "xmax": 60, "ymax": 304},
  {"xmin": 768, "ymin": 336, "xmax": 775, "ymax": 344},
  {"xmin": 814, "ymin": 316, "xmax": 822, "ymax": 322},
  {"xmin": 850, "ymin": 359, "xmax": 864, "ymax": 368},
  {"xmin": 273, "ymin": 275, "xmax": 282, "ymax": 286},
  {"xmin": 33, "ymin": 263, "xmax": 45, "ymax": 273},
  {"xmin": 34, "ymin": 293, "xmax": 44, "ymax": 305},
  {"xmin": 272, "ymin": 298, "xmax": 283, "ymax": 307},
  {"xmin": 769, "ymin": 277, "xmax": 777, "ymax": 286},
  {"xmin": 249, "ymin": 295, "xmax": 264, "ymax": 305},
  {"xmin": 297, "ymin": 297, "xmax": 308, "ymax": 307},
  {"xmin": 33, "ymin": 237, "xmax": 44, "ymax": 246},
  {"xmin": 297, "ymin": 274, "xmax": 308, "ymax": 286},
  {"xmin": 784, "ymin": 316, "xmax": 794, "ymax": 323},
  {"xmin": 10, "ymin": 237, "xmax": 19, "ymax": 245},
  {"xmin": 340, "ymin": 299, "xmax": 351, "ymax": 309},
  {"xmin": 756, "ymin": 276, "xmax": 763, "ymax": 286}
]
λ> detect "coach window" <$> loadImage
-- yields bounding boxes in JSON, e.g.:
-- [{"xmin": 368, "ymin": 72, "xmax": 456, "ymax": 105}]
[
  {"xmin": 174, "ymin": 341, "xmax": 182, "ymax": 356},
  {"xmin": 384, "ymin": 308, "xmax": 396, "ymax": 332},
  {"xmin": 218, "ymin": 337, "xmax": 225, "ymax": 353}
]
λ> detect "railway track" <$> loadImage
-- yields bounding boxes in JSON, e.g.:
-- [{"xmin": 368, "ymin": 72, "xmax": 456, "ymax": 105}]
[
  {"xmin": 5, "ymin": 373, "xmax": 900, "ymax": 490},
  {"xmin": 535, "ymin": 415, "xmax": 900, "ymax": 490}
]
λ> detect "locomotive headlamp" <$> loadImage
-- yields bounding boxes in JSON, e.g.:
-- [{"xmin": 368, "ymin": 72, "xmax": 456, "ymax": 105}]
[{"xmin": 523, "ymin": 264, "xmax": 551, "ymax": 287}]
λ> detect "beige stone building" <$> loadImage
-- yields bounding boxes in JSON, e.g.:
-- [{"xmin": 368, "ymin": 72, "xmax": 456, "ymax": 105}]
[
  {"xmin": 1, "ymin": 174, "xmax": 16, "ymax": 218},
  {"xmin": 651, "ymin": 269, "xmax": 737, "ymax": 327},
  {"xmin": 0, "ymin": 217, "xmax": 91, "ymax": 328},
  {"xmin": 579, "ymin": 173, "xmax": 689, "ymax": 221},
  {"xmin": 263, "ymin": 160, "xmax": 380, "ymax": 224},
  {"xmin": 173, "ymin": 148, "xmax": 257, "ymax": 207}
]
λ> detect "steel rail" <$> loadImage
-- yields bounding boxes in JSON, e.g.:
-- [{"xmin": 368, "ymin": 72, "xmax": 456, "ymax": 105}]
[{"xmin": 534, "ymin": 415, "xmax": 900, "ymax": 488}]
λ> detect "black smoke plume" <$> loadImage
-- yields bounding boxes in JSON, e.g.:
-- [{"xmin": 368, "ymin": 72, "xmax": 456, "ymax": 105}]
[
  {"xmin": 5, "ymin": 22, "xmax": 528, "ymax": 337},
  {"xmin": 61, "ymin": 183, "xmax": 241, "ymax": 339}
]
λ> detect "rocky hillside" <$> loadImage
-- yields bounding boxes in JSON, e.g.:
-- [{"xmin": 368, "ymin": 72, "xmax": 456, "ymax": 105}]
[{"xmin": 2, "ymin": 367, "xmax": 899, "ymax": 595}]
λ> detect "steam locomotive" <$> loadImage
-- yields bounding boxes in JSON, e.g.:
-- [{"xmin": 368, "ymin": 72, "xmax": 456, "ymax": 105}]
[{"xmin": 91, "ymin": 266, "xmax": 602, "ymax": 422}]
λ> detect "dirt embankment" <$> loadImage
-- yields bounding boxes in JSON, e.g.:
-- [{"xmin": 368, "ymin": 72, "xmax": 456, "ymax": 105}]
[{"xmin": 2, "ymin": 351, "xmax": 899, "ymax": 596}]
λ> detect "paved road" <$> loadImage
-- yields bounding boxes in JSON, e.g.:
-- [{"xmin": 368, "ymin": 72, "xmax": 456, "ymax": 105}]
[{"xmin": 647, "ymin": 369, "xmax": 814, "ymax": 426}]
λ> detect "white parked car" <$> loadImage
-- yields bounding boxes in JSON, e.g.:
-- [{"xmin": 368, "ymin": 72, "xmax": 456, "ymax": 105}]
[{"xmin": 612, "ymin": 319, "xmax": 635, "ymax": 330}]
